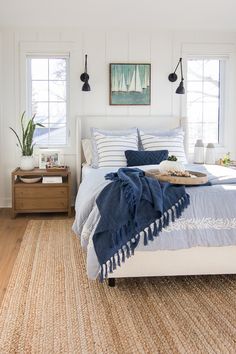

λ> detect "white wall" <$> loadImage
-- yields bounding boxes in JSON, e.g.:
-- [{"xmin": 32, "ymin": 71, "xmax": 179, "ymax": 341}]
[{"xmin": 0, "ymin": 28, "xmax": 236, "ymax": 207}]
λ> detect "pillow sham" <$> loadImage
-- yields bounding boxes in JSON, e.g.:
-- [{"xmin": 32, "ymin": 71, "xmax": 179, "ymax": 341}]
[
  {"xmin": 91, "ymin": 127, "xmax": 138, "ymax": 168},
  {"xmin": 140, "ymin": 131, "xmax": 187, "ymax": 164},
  {"xmin": 93, "ymin": 132, "xmax": 138, "ymax": 168},
  {"xmin": 82, "ymin": 139, "xmax": 93, "ymax": 165},
  {"xmin": 139, "ymin": 127, "xmax": 183, "ymax": 136},
  {"xmin": 125, "ymin": 150, "xmax": 168, "ymax": 167}
]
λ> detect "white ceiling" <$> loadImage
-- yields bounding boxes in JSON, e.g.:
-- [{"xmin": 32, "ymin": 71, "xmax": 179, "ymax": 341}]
[{"xmin": 0, "ymin": 0, "xmax": 235, "ymax": 30}]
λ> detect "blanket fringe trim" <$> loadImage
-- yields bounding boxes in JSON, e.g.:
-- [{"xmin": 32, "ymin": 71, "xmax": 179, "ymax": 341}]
[{"xmin": 99, "ymin": 193, "xmax": 190, "ymax": 282}]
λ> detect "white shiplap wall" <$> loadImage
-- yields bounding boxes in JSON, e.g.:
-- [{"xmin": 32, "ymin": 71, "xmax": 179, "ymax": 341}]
[{"xmin": 0, "ymin": 28, "xmax": 236, "ymax": 206}]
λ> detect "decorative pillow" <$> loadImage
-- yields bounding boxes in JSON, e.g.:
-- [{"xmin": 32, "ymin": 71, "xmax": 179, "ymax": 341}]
[
  {"xmin": 125, "ymin": 150, "xmax": 168, "ymax": 167},
  {"xmin": 140, "ymin": 130, "xmax": 187, "ymax": 164},
  {"xmin": 82, "ymin": 139, "xmax": 93, "ymax": 165},
  {"xmin": 91, "ymin": 127, "xmax": 138, "ymax": 168},
  {"xmin": 93, "ymin": 132, "xmax": 138, "ymax": 168}
]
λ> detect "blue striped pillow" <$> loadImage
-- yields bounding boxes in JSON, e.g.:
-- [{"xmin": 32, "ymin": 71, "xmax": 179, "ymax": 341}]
[
  {"xmin": 140, "ymin": 131, "xmax": 187, "ymax": 163},
  {"xmin": 93, "ymin": 132, "xmax": 138, "ymax": 168}
]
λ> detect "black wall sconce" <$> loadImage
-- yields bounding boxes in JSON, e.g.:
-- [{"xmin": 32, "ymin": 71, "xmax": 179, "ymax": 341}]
[
  {"xmin": 80, "ymin": 54, "xmax": 91, "ymax": 91},
  {"xmin": 168, "ymin": 57, "xmax": 185, "ymax": 94}
]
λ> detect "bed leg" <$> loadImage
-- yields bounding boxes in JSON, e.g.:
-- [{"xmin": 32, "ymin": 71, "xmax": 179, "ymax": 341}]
[{"xmin": 108, "ymin": 278, "xmax": 116, "ymax": 287}]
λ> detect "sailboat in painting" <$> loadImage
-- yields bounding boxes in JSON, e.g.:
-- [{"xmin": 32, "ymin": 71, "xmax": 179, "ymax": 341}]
[
  {"xmin": 128, "ymin": 65, "xmax": 143, "ymax": 92},
  {"xmin": 120, "ymin": 73, "xmax": 127, "ymax": 92}
]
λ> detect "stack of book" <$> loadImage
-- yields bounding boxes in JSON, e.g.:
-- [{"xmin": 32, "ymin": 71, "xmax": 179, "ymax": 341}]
[{"xmin": 42, "ymin": 176, "xmax": 63, "ymax": 184}]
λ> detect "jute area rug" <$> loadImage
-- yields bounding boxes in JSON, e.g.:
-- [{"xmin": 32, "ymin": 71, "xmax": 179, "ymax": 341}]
[{"xmin": 0, "ymin": 220, "xmax": 236, "ymax": 354}]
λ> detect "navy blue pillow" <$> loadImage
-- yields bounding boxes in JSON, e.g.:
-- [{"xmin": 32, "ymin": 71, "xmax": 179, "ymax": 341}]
[{"xmin": 125, "ymin": 150, "xmax": 168, "ymax": 166}]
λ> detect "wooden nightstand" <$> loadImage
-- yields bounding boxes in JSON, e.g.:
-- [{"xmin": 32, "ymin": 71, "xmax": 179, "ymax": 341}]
[{"xmin": 12, "ymin": 167, "xmax": 72, "ymax": 218}]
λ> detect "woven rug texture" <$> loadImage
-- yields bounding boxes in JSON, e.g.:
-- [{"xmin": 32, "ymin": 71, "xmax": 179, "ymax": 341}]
[{"xmin": 0, "ymin": 220, "xmax": 236, "ymax": 354}]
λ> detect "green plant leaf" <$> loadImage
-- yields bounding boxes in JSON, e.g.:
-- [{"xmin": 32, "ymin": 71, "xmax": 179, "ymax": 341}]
[{"xmin": 10, "ymin": 112, "xmax": 45, "ymax": 156}]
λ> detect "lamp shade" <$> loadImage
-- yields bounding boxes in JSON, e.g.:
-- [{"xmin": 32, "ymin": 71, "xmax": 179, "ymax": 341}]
[
  {"xmin": 176, "ymin": 80, "xmax": 185, "ymax": 94},
  {"xmin": 82, "ymin": 80, "xmax": 91, "ymax": 92}
]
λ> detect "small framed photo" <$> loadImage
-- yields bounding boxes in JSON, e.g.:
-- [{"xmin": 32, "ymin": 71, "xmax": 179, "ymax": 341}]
[{"xmin": 39, "ymin": 150, "xmax": 61, "ymax": 169}]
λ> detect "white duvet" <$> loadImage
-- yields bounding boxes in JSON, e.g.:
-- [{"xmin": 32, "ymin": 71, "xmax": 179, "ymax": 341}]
[{"xmin": 73, "ymin": 164, "xmax": 236, "ymax": 279}]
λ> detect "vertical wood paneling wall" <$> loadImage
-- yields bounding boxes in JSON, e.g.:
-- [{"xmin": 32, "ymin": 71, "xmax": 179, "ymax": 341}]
[{"xmin": 0, "ymin": 28, "xmax": 235, "ymax": 206}]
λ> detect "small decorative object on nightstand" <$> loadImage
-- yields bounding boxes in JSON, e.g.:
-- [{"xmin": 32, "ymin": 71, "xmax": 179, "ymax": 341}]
[{"xmin": 11, "ymin": 167, "xmax": 71, "ymax": 218}]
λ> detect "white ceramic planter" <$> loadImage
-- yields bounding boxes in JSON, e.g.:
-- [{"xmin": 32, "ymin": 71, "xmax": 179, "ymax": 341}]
[
  {"xmin": 159, "ymin": 160, "xmax": 185, "ymax": 173},
  {"xmin": 205, "ymin": 143, "xmax": 216, "ymax": 164},
  {"xmin": 20, "ymin": 156, "xmax": 35, "ymax": 171}
]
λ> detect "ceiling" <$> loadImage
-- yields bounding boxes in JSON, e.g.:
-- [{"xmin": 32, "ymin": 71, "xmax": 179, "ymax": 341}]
[{"xmin": 0, "ymin": 0, "xmax": 235, "ymax": 30}]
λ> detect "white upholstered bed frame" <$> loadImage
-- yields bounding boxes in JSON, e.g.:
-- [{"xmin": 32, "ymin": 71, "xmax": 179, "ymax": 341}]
[{"xmin": 76, "ymin": 115, "xmax": 236, "ymax": 280}]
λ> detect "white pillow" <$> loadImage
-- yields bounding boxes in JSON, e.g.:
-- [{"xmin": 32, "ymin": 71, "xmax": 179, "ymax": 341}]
[
  {"xmin": 140, "ymin": 131, "xmax": 187, "ymax": 164},
  {"xmin": 82, "ymin": 139, "xmax": 93, "ymax": 165},
  {"xmin": 93, "ymin": 132, "xmax": 138, "ymax": 168}
]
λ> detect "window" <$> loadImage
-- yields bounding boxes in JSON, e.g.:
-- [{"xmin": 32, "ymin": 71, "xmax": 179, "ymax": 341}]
[
  {"xmin": 187, "ymin": 58, "xmax": 225, "ymax": 151},
  {"xmin": 27, "ymin": 56, "xmax": 69, "ymax": 146}
]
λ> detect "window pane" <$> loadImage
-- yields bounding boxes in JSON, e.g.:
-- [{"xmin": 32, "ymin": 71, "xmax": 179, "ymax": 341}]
[
  {"xmin": 33, "ymin": 126, "xmax": 49, "ymax": 145},
  {"xmin": 204, "ymin": 60, "xmax": 220, "ymax": 81},
  {"xmin": 49, "ymin": 125, "xmax": 66, "ymax": 145},
  {"xmin": 203, "ymin": 103, "xmax": 219, "ymax": 123},
  {"xmin": 203, "ymin": 81, "xmax": 219, "ymax": 101},
  {"xmin": 187, "ymin": 102, "xmax": 203, "ymax": 123},
  {"xmin": 32, "ymin": 81, "xmax": 48, "ymax": 101},
  {"xmin": 202, "ymin": 123, "xmax": 218, "ymax": 143},
  {"xmin": 32, "ymin": 102, "xmax": 49, "ymax": 124},
  {"xmin": 187, "ymin": 82, "xmax": 203, "ymax": 103},
  {"xmin": 50, "ymin": 102, "xmax": 66, "ymax": 124},
  {"xmin": 31, "ymin": 59, "xmax": 48, "ymax": 80},
  {"xmin": 49, "ymin": 59, "xmax": 66, "ymax": 80},
  {"xmin": 49, "ymin": 81, "xmax": 66, "ymax": 101},
  {"xmin": 187, "ymin": 60, "xmax": 203, "ymax": 81},
  {"xmin": 188, "ymin": 123, "xmax": 203, "ymax": 147}
]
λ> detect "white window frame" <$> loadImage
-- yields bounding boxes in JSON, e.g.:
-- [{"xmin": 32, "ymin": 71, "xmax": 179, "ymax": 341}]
[
  {"xmin": 181, "ymin": 43, "xmax": 234, "ymax": 155},
  {"xmin": 26, "ymin": 55, "xmax": 70, "ymax": 147},
  {"xmin": 19, "ymin": 41, "xmax": 76, "ymax": 154}
]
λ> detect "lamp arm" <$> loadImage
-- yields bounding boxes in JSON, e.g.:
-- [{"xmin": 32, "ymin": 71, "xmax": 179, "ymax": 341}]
[
  {"xmin": 85, "ymin": 54, "xmax": 88, "ymax": 73},
  {"xmin": 173, "ymin": 58, "xmax": 181, "ymax": 74},
  {"xmin": 179, "ymin": 57, "xmax": 184, "ymax": 81}
]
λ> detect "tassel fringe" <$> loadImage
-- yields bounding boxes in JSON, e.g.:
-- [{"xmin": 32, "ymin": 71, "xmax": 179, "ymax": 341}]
[{"xmin": 99, "ymin": 193, "xmax": 190, "ymax": 282}]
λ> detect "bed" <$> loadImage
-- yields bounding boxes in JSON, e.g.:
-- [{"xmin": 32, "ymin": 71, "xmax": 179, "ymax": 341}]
[{"xmin": 73, "ymin": 115, "xmax": 236, "ymax": 285}]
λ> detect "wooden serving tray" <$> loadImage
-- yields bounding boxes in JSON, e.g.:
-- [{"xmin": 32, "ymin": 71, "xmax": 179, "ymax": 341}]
[{"xmin": 145, "ymin": 169, "xmax": 208, "ymax": 185}]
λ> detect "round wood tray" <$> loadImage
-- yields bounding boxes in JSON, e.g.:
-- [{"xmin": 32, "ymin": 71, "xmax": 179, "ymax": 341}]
[{"xmin": 145, "ymin": 169, "xmax": 208, "ymax": 185}]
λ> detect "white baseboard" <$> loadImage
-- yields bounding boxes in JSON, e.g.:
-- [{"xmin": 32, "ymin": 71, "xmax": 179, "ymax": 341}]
[{"xmin": 0, "ymin": 198, "xmax": 11, "ymax": 208}]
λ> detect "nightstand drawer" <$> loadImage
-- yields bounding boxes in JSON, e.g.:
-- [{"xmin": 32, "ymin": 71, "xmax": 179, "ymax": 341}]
[
  {"xmin": 15, "ymin": 198, "xmax": 68, "ymax": 211},
  {"xmin": 15, "ymin": 186, "xmax": 67, "ymax": 199}
]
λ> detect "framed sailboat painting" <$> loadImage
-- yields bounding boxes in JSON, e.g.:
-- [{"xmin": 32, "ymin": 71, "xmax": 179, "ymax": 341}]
[{"xmin": 109, "ymin": 63, "xmax": 151, "ymax": 105}]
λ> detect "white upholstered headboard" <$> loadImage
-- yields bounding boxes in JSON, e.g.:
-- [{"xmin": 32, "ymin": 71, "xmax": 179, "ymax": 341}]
[{"xmin": 76, "ymin": 115, "xmax": 187, "ymax": 186}]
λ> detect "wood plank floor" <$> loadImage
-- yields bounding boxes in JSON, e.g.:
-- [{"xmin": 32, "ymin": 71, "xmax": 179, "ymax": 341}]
[{"xmin": 0, "ymin": 208, "xmax": 74, "ymax": 306}]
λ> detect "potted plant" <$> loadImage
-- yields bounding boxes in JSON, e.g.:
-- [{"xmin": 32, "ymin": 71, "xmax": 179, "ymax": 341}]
[{"xmin": 10, "ymin": 111, "xmax": 44, "ymax": 170}]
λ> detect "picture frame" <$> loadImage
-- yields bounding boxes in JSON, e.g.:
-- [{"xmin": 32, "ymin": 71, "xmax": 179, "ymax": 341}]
[
  {"xmin": 109, "ymin": 63, "xmax": 151, "ymax": 105},
  {"xmin": 38, "ymin": 149, "xmax": 61, "ymax": 169}
]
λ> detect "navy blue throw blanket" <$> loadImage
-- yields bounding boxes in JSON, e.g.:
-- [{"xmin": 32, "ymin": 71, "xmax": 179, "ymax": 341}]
[{"xmin": 93, "ymin": 168, "xmax": 190, "ymax": 281}]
